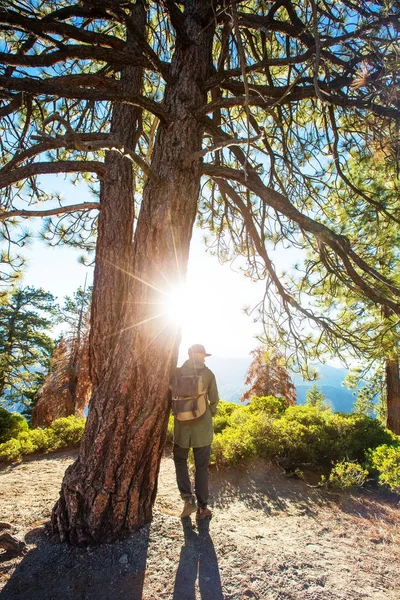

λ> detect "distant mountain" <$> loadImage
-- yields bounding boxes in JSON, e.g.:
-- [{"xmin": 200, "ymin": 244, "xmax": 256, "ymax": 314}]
[
  {"xmin": 206, "ymin": 356, "xmax": 356, "ymax": 413},
  {"xmin": 296, "ymin": 385, "xmax": 356, "ymax": 413}
]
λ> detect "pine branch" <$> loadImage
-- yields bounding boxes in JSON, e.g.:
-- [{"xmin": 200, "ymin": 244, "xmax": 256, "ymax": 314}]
[
  {"xmin": 0, "ymin": 160, "xmax": 106, "ymax": 189},
  {"xmin": 0, "ymin": 203, "xmax": 99, "ymax": 222},
  {"xmin": 0, "ymin": 76, "xmax": 170, "ymax": 122}
]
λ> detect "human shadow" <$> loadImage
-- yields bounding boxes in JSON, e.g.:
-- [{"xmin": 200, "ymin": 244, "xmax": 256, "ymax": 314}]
[
  {"xmin": 1, "ymin": 523, "xmax": 150, "ymax": 600},
  {"xmin": 173, "ymin": 518, "xmax": 223, "ymax": 600}
]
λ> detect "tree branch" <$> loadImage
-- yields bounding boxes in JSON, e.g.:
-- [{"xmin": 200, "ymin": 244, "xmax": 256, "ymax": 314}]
[
  {"xmin": 0, "ymin": 161, "xmax": 106, "ymax": 189},
  {"xmin": 0, "ymin": 77, "xmax": 170, "ymax": 122},
  {"xmin": 0, "ymin": 203, "xmax": 100, "ymax": 222},
  {"xmin": 202, "ymin": 162, "xmax": 400, "ymax": 313}
]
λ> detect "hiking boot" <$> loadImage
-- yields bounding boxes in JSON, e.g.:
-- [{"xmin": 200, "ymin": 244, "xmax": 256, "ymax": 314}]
[
  {"xmin": 180, "ymin": 496, "xmax": 197, "ymax": 518},
  {"xmin": 196, "ymin": 507, "xmax": 212, "ymax": 520}
]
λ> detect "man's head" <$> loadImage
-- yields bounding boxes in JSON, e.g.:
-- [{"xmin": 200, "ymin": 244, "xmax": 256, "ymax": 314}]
[{"xmin": 188, "ymin": 344, "xmax": 211, "ymax": 364}]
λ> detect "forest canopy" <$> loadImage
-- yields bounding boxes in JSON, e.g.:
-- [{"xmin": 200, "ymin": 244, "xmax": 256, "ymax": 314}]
[{"xmin": 0, "ymin": 0, "xmax": 399, "ymax": 364}]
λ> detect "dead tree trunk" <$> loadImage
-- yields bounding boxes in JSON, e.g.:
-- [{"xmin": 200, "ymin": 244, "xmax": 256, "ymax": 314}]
[{"xmin": 52, "ymin": 0, "xmax": 214, "ymax": 545}]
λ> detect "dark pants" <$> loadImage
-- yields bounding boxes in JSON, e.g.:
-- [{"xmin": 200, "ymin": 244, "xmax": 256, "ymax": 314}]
[{"xmin": 173, "ymin": 444, "xmax": 211, "ymax": 509}]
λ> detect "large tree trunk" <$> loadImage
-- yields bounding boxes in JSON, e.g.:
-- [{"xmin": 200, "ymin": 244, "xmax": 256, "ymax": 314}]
[{"xmin": 52, "ymin": 0, "xmax": 214, "ymax": 545}]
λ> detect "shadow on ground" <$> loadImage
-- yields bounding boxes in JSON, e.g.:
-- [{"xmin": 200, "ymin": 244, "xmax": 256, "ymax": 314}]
[
  {"xmin": 1, "ymin": 524, "xmax": 150, "ymax": 600},
  {"xmin": 173, "ymin": 518, "xmax": 222, "ymax": 600},
  {"xmin": 209, "ymin": 458, "xmax": 400, "ymax": 523},
  {"xmin": 210, "ymin": 459, "xmax": 322, "ymax": 516}
]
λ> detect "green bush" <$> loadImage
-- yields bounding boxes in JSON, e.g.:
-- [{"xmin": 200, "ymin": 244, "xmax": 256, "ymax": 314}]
[
  {"xmin": 369, "ymin": 444, "xmax": 400, "ymax": 492},
  {"xmin": 213, "ymin": 426, "xmax": 256, "ymax": 466},
  {"xmin": 274, "ymin": 407, "xmax": 336, "ymax": 467},
  {"xmin": 27, "ymin": 428, "xmax": 51, "ymax": 453},
  {"xmin": 48, "ymin": 416, "xmax": 86, "ymax": 449},
  {"xmin": 214, "ymin": 400, "xmax": 238, "ymax": 433},
  {"xmin": 0, "ymin": 438, "xmax": 23, "ymax": 462},
  {"xmin": 0, "ymin": 415, "xmax": 85, "ymax": 463},
  {"xmin": 330, "ymin": 413, "xmax": 394, "ymax": 462},
  {"xmin": 328, "ymin": 461, "xmax": 368, "ymax": 489},
  {"xmin": 0, "ymin": 408, "xmax": 28, "ymax": 443},
  {"xmin": 248, "ymin": 395, "xmax": 288, "ymax": 416},
  {"xmin": 210, "ymin": 399, "xmax": 396, "ymax": 474}
]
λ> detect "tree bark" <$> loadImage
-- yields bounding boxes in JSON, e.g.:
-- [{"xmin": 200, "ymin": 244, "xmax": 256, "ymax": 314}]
[
  {"xmin": 381, "ymin": 306, "xmax": 400, "ymax": 434},
  {"xmin": 386, "ymin": 358, "xmax": 400, "ymax": 434},
  {"xmin": 52, "ymin": 0, "xmax": 214, "ymax": 545}
]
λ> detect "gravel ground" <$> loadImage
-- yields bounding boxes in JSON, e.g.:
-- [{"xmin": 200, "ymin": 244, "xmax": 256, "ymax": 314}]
[{"xmin": 0, "ymin": 449, "xmax": 399, "ymax": 599}]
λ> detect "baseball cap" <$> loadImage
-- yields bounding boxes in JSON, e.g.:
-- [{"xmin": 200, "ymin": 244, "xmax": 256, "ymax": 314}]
[{"xmin": 188, "ymin": 344, "xmax": 211, "ymax": 357}]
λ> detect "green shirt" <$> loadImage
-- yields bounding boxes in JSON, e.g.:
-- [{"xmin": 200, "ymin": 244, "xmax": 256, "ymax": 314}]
[{"xmin": 173, "ymin": 359, "xmax": 219, "ymax": 448}]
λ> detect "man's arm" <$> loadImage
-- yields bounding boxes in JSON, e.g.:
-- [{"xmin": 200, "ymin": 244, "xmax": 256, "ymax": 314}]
[{"xmin": 208, "ymin": 375, "xmax": 219, "ymax": 416}]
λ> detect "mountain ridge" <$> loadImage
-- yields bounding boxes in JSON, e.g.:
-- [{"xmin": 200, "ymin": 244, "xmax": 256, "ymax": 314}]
[{"xmin": 205, "ymin": 356, "xmax": 355, "ymax": 412}]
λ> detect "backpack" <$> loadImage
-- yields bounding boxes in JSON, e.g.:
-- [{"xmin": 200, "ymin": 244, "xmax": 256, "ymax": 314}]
[{"xmin": 171, "ymin": 368, "xmax": 208, "ymax": 423}]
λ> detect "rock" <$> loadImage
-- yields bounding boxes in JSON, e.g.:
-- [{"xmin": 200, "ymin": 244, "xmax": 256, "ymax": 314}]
[{"xmin": 0, "ymin": 532, "xmax": 27, "ymax": 556}]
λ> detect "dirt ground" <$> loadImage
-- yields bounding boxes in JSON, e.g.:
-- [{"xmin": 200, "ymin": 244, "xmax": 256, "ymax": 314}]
[{"xmin": 0, "ymin": 449, "xmax": 399, "ymax": 600}]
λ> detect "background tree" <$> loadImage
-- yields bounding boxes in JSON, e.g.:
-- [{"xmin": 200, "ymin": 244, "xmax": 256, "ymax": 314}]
[
  {"xmin": 241, "ymin": 346, "xmax": 296, "ymax": 404},
  {"xmin": 32, "ymin": 284, "xmax": 92, "ymax": 427},
  {"xmin": 300, "ymin": 147, "xmax": 400, "ymax": 431},
  {"xmin": 305, "ymin": 384, "xmax": 328, "ymax": 410},
  {"xmin": 0, "ymin": 286, "xmax": 57, "ymax": 410},
  {"xmin": 347, "ymin": 365, "xmax": 386, "ymax": 423},
  {"xmin": 0, "ymin": 0, "xmax": 399, "ymax": 544}
]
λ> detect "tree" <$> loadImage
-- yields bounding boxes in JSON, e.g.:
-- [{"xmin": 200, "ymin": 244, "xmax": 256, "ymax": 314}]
[
  {"xmin": 305, "ymin": 384, "xmax": 328, "ymax": 410},
  {"xmin": 241, "ymin": 346, "xmax": 296, "ymax": 404},
  {"xmin": 32, "ymin": 284, "xmax": 92, "ymax": 426},
  {"xmin": 0, "ymin": 286, "xmax": 57, "ymax": 409},
  {"xmin": 301, "ymin": 148, "xmax": 400, "ymax": 431},
  {"xmin": 0, "ymin": 0, "xmax": 399, "ymax": 544}
]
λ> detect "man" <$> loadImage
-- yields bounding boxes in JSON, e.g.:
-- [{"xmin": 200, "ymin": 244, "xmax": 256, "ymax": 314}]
[{"xmin": 172, "ymin": 344, "xmax": 219, "ymax": 520}]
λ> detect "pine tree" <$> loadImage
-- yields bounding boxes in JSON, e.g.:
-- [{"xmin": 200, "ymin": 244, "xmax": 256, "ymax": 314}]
[
  {"xmin": 32, "ymin": 285, "xmax": 92, "ymax": 427},
  {"xmin": 0, "ymin": 0, "xmax": 399, "ymax": 544},
  {"xmin": 305, "ymin": 385, "xmax": 328, "ymax": 410},
  {"xmin": 241, "ymin": 346, "xmax": 296, "ymax": 404},
  {"xmin": 0, "ymin": 287, "xmax": 57, "ymax": 410}
]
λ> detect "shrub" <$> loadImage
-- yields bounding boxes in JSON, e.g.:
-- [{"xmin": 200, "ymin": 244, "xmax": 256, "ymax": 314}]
[
  {"xmin": 0, "ymin": 408, "xmax": 28, "ymax": 443},
  {"xmin": 212, "ymin": 426, "xmax": 256, "ymax": 466},
  {"xmin": 247, "ymin": 413, "xmax": 279, "ymax": 459},
  {"xmin": 16, "ymin": 431, "xmax": 37, "ymax": 455},
  {"xmin": 214, "ymin": 400, "xmax": 238, "ymax": 433},
  {"xmin": 228, "ymin": 405, "xmax": 252, "ymax": 428},
  {"xmin": 328, "ymin": 461, "xmax": 368, "ymax": 489},
  {"xmin": 248, "ymin": 395, "xmax": 288, "ymax": 416},
  {"xmin": 330, "ymin": 413, "xmax": 394, "ymax": 462},
  {"xmin": 273, "ymin": 407, "xmax": 336, "ymax": 467},
  {"xmin": 48, "ymin": 416, "xmax": 86, "ymax": 449},
  {"xmin": 369, "ymin": 444, "xmax": 400, "ymax": 492},
  {"xmin": 0, "ymin": 438, "xmax": 22, "ymax": 462},
  {"xmin": 28, "ymin": 428, "xmax": 51, "ymax": 453},
  {"xmin": 0, "ymin": 415, "xmax": 85, "ymax": 463}
]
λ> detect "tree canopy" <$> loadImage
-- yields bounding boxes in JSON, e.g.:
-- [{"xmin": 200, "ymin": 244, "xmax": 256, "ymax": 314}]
[{"xmin": 0, "ymin": 0, "xmax": 399, "ymax": 364}]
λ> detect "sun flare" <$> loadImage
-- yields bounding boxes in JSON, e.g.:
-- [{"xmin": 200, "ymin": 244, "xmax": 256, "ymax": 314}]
[{"xmin": 163, "ymin": 284, "xmax": 190, "ymax": 326}]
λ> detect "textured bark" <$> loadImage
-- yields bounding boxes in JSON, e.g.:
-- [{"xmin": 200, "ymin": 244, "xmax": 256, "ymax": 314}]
[
  {"xmin": 31, "ymin": 337, "xmax": 91, "ymax": 428},
  {"xmin": 52, "ymin": 0, "xmax": 214, "ymax": 545},
  {"xmin": 386, "ymin": 358, "xmax": 400, "ymax": 435},
  {"xmin": 381, "ymin": 306, "xmax": 400, "ymax": 434}
]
